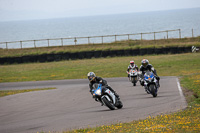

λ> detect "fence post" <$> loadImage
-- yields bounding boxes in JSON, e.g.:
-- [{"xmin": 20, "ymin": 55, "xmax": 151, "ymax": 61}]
[
  {"xmin": 34, "ymin": 40, "xmax": 36, "ymax": 48},
  {"xmin": 154, "ymin": 32, "xmax": 156, "ymax": 40},
  {"xmin": 20, "ymin": 41, "xmax": 22, "ymax": 49},
  {"xmin": 141, "ymin": 33, "xmax": 143, "ymax": 40},
  {"xmin": 166, "ymin": 31, "xmax": 168, "ymax": 39},
  {"xmin": 6, "ymin": 42, "xmax": 8, "ymax": 49},
  {"xmin": 179, "ymin": 29, "xmax": 181, "ymax": 39},
  {"xmin": 74, "ymin": 37, "xmax": 77, "ymax": 45},
  {"xmin": 115, "ymin": 35, "xmax": 117, "ymax": 42},
  {"xmin": 128, "ymin": 34, "xmax": 130, "ymax": 40},
  {"xmin": 192, "ymin": 29, "xmax": 194, "ymax": 37},
  {"xmin": 88, "ymin": 37, "xmax": 90, "ymax": 44},
  {"xmin": 47, "ymin": 39, "xmax": 49, "ymax": 47},
  {"xmin": 102, "ymin": 36, "xmax": 104, "ymax": 44},
  {"xmin": 61, "ymin": 38, "xmax": 63, "ymax": 46}
]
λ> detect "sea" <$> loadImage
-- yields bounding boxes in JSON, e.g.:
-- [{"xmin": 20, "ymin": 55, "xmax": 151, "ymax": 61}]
[{"xmin": 0, "ymin": 8, "xmax": 200, "ymax": 49}]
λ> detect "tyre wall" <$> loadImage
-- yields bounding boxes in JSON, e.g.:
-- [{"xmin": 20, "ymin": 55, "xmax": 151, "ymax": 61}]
[{"xmin": 0, "ymin": 46, "xmax": 192, "ymax": 64}]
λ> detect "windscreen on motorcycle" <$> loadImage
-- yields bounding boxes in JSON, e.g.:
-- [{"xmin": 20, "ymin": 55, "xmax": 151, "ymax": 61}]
[
  {"xmin": 93, "ymin": 83, "xmax": 99, "ymax": 89},
  {"xmin": 144, "ymin": 71, "xmax": 154, "ymax": 80},
  {"xmin": 93, "ymin": 84, "xmax": 102, "ymax": 96}
]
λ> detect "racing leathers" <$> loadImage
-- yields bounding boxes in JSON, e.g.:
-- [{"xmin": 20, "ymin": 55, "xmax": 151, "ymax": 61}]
[{"xmin": 127, "ymin": 64, "xmax": 138, "ymax": 77}]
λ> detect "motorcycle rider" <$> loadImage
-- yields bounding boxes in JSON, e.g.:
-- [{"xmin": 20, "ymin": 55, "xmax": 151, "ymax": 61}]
[
  {"xmin": 139, "ymin": 59, "xmax": 160, "ymax": 86},
  {"xmin": 126, "ymin": 60, "xmax": 138, "ymax": 79},
  {"xmin": 87, "ymin": 72, "xmax": 120, "ymax": 100}
]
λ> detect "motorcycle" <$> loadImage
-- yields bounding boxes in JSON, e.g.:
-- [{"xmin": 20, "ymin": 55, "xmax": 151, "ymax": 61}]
[
  {"xmin": 129, "ymin": 69, "xmax": 138, "ymax": 86},
  {"xmin": 143, "ymin": 71, "xmax": 159, "ymax": 97},
  {"xmin": 92, "ymin": 84, "xmax": 123, "ymax": 110}
]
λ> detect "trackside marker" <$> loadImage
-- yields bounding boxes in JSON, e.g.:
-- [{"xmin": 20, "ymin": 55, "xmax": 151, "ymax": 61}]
[{"xmin": 176, "ymin": 78, "xmax": 184, "ymax": 98}]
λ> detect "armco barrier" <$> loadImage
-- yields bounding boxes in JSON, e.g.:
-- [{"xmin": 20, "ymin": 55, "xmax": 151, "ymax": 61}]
[{"xmin": 0, "ymin": 46, "xmax": 192, "ymax": 64}]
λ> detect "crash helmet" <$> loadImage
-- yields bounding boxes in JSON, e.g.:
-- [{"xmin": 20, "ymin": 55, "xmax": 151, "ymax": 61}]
[
  {"xmin": 130, "ymin": 60, "xmax": 135, "ymax": 66},
  {"xmin": 87, "ymin": 72, "xmax": 96, "ymax": 81},
  {"xmin": 141, "ymin": 59, "xmax": 149, "ymax": 68}
]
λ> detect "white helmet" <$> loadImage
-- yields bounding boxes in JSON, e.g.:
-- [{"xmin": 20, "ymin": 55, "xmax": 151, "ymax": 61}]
[{"xmin": 130, "ymin": 60, "xmax": 134, "ymax": 64}]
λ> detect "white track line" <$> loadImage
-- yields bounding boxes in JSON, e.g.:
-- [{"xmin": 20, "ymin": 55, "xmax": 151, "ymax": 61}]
[{"xmin": 176, "ymin": 78, "xmax": 184, "ymax": 98}]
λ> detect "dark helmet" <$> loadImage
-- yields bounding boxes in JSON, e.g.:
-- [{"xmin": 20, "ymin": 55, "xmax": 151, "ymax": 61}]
[
  {"xmin": 87, "ymin": 72, "xmax": 96, "ymax": 81},
  {"xmin": 141, "ymin": 59, "xmax": 149, "ymax": 68}
]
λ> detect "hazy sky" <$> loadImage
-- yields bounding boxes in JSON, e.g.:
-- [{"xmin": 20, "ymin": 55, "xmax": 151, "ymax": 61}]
[{"xmin": 0, "ymin": 0, "xmax": 200, "ymax": 21}]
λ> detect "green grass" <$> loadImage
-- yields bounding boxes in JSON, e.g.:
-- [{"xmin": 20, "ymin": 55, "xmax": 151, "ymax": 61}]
[
  {"xmin": 0, "ymin": 37, "xmax": 200, "ymax": 58},
  {"xmin": 181, "ymin": 73, "xmax": 200, "ymax": 105},
  {"xmin": 0, "ymin": 53, "xmax": 200, "ymax": 83},
  {"xmin": 0, "ymin": 87, "xmax": 56, "ymax": 97}
]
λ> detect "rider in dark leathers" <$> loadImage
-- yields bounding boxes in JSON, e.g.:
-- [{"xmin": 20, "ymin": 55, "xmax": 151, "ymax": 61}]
[
  {"xmin": 87, "ymin": 72, "xmax": 119, "ymax": 99},
  {"xmin": 139, "ymin": 59, "xmax": 160, "ymax": 86}
]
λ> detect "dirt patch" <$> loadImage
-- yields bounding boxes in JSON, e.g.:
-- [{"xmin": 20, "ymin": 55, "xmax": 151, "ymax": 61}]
[{"xmin": 182, "ymin": 87, "xmax": 196, "ymax": 103}]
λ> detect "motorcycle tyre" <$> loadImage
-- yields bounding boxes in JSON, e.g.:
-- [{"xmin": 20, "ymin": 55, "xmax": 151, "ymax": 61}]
[
  {"xmin": 116, "ymin": 100, "xmax": 123, "ymax": 109},
  {"xmin": 131, "ymin": 77, "xmax": 137, "ymax": 86},
  {"xmin": 149, "ymin": 84, "xmax": 157, "ymax": 97},
  {"xmin": 102, "ymin": 97, "xmax": 115, "ymax": 110}
]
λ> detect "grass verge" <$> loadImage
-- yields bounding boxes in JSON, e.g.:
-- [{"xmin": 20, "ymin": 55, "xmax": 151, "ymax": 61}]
[
  {"xmin": 0, "ymin": 53, "xmax": 200, "ymax": 83},
  {"xmin": 0, "ymin": 87, "xmax": 56, "ymax": 97}
]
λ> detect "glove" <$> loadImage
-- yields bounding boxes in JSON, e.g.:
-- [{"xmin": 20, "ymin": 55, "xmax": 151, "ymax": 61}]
[
  {"xmin": 156, "ymin": 76, "xmax": 160, "ymax": 80},
  {"xmin": 90, "ymin": 89, "xmax": 94, "ymax": 94}
]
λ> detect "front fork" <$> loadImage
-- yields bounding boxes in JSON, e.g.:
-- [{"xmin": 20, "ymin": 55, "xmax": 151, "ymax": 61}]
[{"xmin": 130, "ymin": 76, "xmax": 137, "ymax": 82}]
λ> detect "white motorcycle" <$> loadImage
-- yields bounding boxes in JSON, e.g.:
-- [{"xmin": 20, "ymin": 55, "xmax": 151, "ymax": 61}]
[
  {"xmin": 92, "ymin": 84, "xmax": 123, "ymax": 110},
  {"xmin": 128, "ymin": 69, "xmax": 138, "ymax": 86}
]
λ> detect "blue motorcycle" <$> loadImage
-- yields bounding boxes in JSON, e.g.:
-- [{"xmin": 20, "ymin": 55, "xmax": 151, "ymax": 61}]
[
  {"xmin": 143, "ymin": 71, "xmax": 159, "ymax": 97},
  {"xmin": 92, "ymin": 84, "xmax": 123, "ymax": 110}
]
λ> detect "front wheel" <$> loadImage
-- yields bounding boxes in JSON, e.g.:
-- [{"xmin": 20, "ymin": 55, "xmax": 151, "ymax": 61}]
[
  {"xmin": 102, "ymin": 97, "xmax": 115, "ymax": 110},
  {"xmin": 116, "ymin": 100, "xmax": 123, "ymax": 109},
  {"xmin": 131, "ymin": 77, "xmax": 137, "ymax": 85},
  {"xmin": 149, "ymin": 84, "xmax": 157, "ymax": 97}
]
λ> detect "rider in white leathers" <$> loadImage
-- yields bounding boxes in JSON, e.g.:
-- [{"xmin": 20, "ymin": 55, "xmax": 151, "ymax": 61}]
[{"xmin": 126, "ymin": 60, "xmax": 138, "ymax": 79}]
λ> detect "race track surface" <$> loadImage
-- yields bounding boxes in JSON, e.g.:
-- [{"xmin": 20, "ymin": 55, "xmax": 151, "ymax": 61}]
[{"xmin": 0, "ymin": 77, "xmax": 187, "ymax": 133}]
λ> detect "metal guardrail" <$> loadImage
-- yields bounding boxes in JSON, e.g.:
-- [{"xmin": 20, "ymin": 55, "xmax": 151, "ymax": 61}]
[{"xmin": 0, "ymin": 29, "xmax": 182, "ymax": 49}]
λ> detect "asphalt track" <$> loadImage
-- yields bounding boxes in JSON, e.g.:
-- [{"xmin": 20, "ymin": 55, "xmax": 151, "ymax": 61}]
[{"xmin": 0, "ymin": 77, "xmax": 187, "ymax": 133}]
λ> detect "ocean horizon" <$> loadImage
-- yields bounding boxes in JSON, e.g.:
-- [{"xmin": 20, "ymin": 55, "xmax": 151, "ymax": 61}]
[{"xmin": 0, "ymin": 7, "xmax": 200, "ymax": 48}]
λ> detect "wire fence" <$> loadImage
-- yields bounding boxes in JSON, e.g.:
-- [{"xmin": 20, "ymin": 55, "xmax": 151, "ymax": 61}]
[{"xmin": 0, "ymin": 28, "xmax": 196, "ymax": 49}]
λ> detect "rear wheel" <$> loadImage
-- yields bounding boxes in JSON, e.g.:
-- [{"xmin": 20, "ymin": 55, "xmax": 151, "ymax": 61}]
[{"xmin": 102, "ymin": 97, "xmax": 115, "ymax": 110}]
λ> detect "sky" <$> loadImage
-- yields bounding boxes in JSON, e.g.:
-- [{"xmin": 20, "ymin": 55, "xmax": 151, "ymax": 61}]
[{"xmin": 0, "ymin": 0, "xmax": 200, "ymax": 21}]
